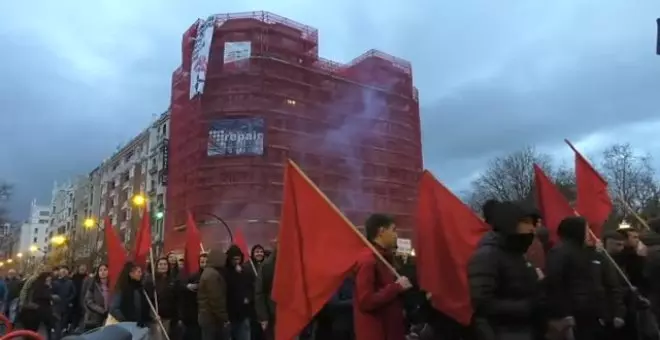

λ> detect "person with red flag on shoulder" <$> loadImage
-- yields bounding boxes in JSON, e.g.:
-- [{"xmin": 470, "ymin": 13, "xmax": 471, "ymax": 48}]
[
  {"xmin": 468, "ymin": 201, "xmax": 544, "ymax": 340},
  {"xmin": 353, "ymin": 213, "xmax": 413, "ymax": 340}
]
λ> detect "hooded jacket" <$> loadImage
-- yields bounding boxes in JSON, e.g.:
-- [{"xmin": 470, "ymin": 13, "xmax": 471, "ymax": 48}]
[
  {"xmin": 197, "ymin": 248, "xmax": 228, "ymax": 325},
  {"xmin": 225, "ymin": 245, "xmax": 254, "ymax": 322},
  {"xmin": 545, "ymin": 216, "xmax": 624, "ymax": 320},
  {"xmin": 467, "ymin": 201, "xmax": 541, "ymax": 338}
]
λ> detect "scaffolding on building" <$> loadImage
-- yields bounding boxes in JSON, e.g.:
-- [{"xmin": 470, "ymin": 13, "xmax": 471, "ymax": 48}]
[{"xmin": 165, "ymin": 11, "xmax": 422, "ymax": 250}]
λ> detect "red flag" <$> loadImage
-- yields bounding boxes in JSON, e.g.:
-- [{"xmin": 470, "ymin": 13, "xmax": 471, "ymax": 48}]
[
  {"xmin": 273, "ymin": 159, "xmax": 367, "ymax": 340},
  {"xmin": 567, "ymin": 140, "xmax": 612, "ymax": 238},
  {"xmin": 104, "ymin": 216, "xmax": 127, "ymax": 290},
  {"xmin": 234, "ymin": 227, "xmax": 250, "ymax": 262},
  {"xmin": 132, "ymin": 206, "xmax": 151, "ymax": 266},
  {"xmin": 184, "ymin": 211, "xmax": 202, "ymax": 274},
  {"xmin": 415, "ymin": 171, "xmax": 489, "ymax": 325},
  {"xmin": 534, "ymin": 164, "xmax": 574, "ymax": 244}
]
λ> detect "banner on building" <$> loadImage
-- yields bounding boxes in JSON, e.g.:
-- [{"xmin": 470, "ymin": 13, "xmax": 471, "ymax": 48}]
[
  {"xmin": 223, "ymin": 41, "xmax": 252, "ymax": 71},
  {"xmin": 207, "ymin": 117, "xmax": 265, "ymax": 157},
  {"xmin": 189, "ymin": 16, "xmax": 216, "ymax": 99}
]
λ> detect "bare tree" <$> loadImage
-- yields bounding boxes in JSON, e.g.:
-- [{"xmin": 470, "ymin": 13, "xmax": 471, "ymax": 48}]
[
  {"xmin": 600, "ymin": 143, "xmax": 660, "ymax": 220},
  {"xmin": 466, "ymin": 146, "xmax": 575, "ymax": 212}
]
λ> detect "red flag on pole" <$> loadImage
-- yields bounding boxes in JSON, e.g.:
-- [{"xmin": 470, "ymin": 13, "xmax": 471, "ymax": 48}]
[
  {"xmin": 234, "ymin": 227, "xmax": 250, "ymax": 262},
  {"xmin": 272, "ymin": 159, "xmax": 368, "ymax": 340},
  {"xmin": 184, "ymin": 211, "xmax": 202, "ymax": 274},
  {"xmin": 132, "ymin": 206, "xmax": 152, "ymax": 266},
  {"xmin": 566, "ymin": 140, "xmax": 612, "ymax": 238},
  {"xmin": 104, "ymin": 216, "xmax": 127, "ymax": 290},
  {"xmin": 415, "ymin": 171, "xmax": 489, "ymax": 325},
  {"xmin": 534, "ymin": 164, "xmax": 574, "ymax": 244}
]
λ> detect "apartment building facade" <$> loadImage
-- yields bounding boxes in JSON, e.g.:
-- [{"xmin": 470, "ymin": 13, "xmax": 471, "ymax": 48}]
[
  {"xmin": 17, "ymin": 199, "xmax": 50, "ymax": 256},
  {"xmin": 47, "ymin": 180, "xmax": 75, "ymax": 253},
  {"xmin": 92, "ymin": 130, "xmax": 150, "ymax": 245},
  {"xmin": 146, "ymin": 111, "xmax": 170, "ymax": 255}
]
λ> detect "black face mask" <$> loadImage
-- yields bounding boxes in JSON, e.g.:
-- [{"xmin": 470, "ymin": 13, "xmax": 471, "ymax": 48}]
[{"xmin": 504, "ymin": 233, "xmax": 535, "ymax": 253}]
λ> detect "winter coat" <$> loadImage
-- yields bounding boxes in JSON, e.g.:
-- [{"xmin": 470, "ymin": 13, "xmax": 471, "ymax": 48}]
[
  {"xmin": 197, "ymin": 248, "xmax": 228, "ymax": 326},
  {"xmin": 72, "ymin": 273, "xmax": 88, "ymax": 308},
  {"xmin": 52, "ymin": 277, "xmax": 76, "ymax": 313},
  {"xmin": 109, "ymin": 279, "xmax": 152, "ymax": 324},
  {"xmin": 84, "ymin": 281, "xmax": 109, "ymax": 328},
  {"xmin": 144, "ymin": 273, "xmax": 178, "ymax": 319},
  {"xmin": 225, "ymin": 245, "xmax": 255, "ymax": 322},
  {"xmin": 178, "ymin": 271, "xmax": 202, "ymax": 324},
  {"xmin": 467, "ymin": 201, "xmax": 541, "ymax": 340},
  {"xmin": 545, "ymin": 217, "xmax": 624, "ymax": 321},
  {"xmin": 353, "ymin": 246, "xmax": 406, "ymax": 340},
  {"xmin": 255, "ymin": 249, "xmax": 277, "ymax": 323},
  {"xmin": 20, "ymin": 276, "xmax": 54, "ymax": 331}
]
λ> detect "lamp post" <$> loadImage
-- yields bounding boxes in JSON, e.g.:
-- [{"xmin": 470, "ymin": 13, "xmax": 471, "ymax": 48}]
[
  {"xmin": 195, "ymin": 212, "xmax": 234, "ymax": 243},
  {"xmin": 83, "ymin": 217, "xmax": 104, "ymax": 268}
]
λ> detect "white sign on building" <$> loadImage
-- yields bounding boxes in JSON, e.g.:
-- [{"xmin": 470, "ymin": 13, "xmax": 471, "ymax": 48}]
[
  {"xmin": 189, "ymin": 16, "xmax": 216, "ymax": 99},
  {"xmin": 223, "ymin": 41, "xmax": 252, "ymax": 65},
  {"xmin": 396, "ymin": 238, "xmax": 412, "ymax": 254}
]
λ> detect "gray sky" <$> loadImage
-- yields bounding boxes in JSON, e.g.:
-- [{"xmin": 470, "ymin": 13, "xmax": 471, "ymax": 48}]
[{"xmin": 1, "ymin": 0, "xmax": 659, "ymax": 219}]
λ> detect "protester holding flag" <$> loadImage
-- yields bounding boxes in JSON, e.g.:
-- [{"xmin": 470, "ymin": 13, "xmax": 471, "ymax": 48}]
[
  {"xmin": 545, "ymin": 216, "xmax": 625, "ymax": 340},
  {"xmin": 144, "ymin": 257, "xmax": 178, "ymax": 340},
  {"xmin": 197, "ymin": 248, "xmax": 229, "ymax": 340},
  {"xmin": 109, "ymin": 262, "xmax": 153, "ymax": 328},
  {"xmin": 467, "ymin": 201, "xmax": 542, "ymax": 340},
  {"xmin": 353, "ymin": 213, "xmax": 412, "ymax": 340}
]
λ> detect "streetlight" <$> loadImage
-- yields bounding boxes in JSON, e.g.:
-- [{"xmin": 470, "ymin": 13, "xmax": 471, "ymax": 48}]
[
  {"xmin": 29, "ymin": 245, "xmax": 39, "ymax": 253},
  {"xmin": 16, "ymin": 253, "xmax": 23, "ymax": 258},
  {"xmin": 6, "ymin": 259, "xmax": 12, "ymax": 264},
  {"xmin": 0, "ymin": 262, "xmax": 3, "ymax": 267},
  {"xmin": 84, "ymin": 218, "xmax": 96, "ymax": 229},
  {"xmin": 132, "ymin": 194, "xmax": 147, "ymax": 207},
  {"xmin": 51, "ymin": 235, "xmax": 67, "ymax": 246},
  {"xmin": 194, "ymin": 212, "xmax": 234, "ymax": 242}
]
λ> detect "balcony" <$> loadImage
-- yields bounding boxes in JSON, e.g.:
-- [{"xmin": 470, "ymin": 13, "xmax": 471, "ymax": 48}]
[{"xmin": 149, "ymin": 163, "xmax": 159, "ymax": 175}]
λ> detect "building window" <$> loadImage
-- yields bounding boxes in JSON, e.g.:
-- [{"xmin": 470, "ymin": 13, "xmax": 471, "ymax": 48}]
[
  {"xmin": 33, "ymin": 237, "xmax": 37, "ymax": 243},
  {"xmin": 38, "ymin": 219, "xmax": 48, "ymax": 224},
  {"xmin": 39, "ymin": 211, "xmax": 49, "ymax": 217},
  {"xmin": 34, "ymin": 228, "xmax": 38, "ymax": 233}
]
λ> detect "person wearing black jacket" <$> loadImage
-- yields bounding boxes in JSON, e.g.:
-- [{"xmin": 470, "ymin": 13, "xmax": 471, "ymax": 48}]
[
  {"xmin": 145, "ymin": 257, "xmax": 178, "ymax": 340},
  {"xmin": 109, "ymin": 262, "xmax": 153, "ymax": 328},
  {"xmin": 70, "ymin": 265, "xmax": 88, "ymax": 331},
  {"xmin": 545, "ymin": 217, "xmax": 626, "ymax": 340},
  {"xmin": 225, "ymin": 245, "xmax": 254, "ymax": 340},
  {"xmin": 179, "ymin": 253, "xmax": 207, "ymax": 340},
  {"xmin": 468, "ymin": 201, "xmax": 542, "ymax": 340},
  {"xmin": 618, "ymin": 227, "xmax": 648, "ymax": 293}
]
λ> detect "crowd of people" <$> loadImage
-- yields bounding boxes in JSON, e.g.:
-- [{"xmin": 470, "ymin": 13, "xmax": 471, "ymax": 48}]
[{"xmin": 1, "ymin": 201, "xmax": 660, "ymax": 340}]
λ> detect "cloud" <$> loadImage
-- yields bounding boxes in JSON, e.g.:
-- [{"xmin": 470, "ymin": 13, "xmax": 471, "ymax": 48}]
[{"xmin": 1, "ymin": 0, "xmax": 659, "ymax": 218}]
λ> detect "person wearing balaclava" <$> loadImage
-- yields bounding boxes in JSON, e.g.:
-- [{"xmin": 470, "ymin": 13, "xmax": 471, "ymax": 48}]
[
  {"xmin": 545, "ymin": 216, "xmax": 626, "ymax": 340},
  {"xmin": 467, "ymin": 201, "xmax": 543, "ymax": 340}
]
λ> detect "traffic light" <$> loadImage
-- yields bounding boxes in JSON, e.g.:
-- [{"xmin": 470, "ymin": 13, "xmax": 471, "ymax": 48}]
[{"xmin": 154, "ymin": 204, "xmax": 165, "ymax": 220}]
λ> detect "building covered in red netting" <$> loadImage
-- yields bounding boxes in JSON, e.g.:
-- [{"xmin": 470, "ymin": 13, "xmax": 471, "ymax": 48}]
[{"xmin": 166, "ymin": 11, "xmax": 422, "ymax": 251}]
